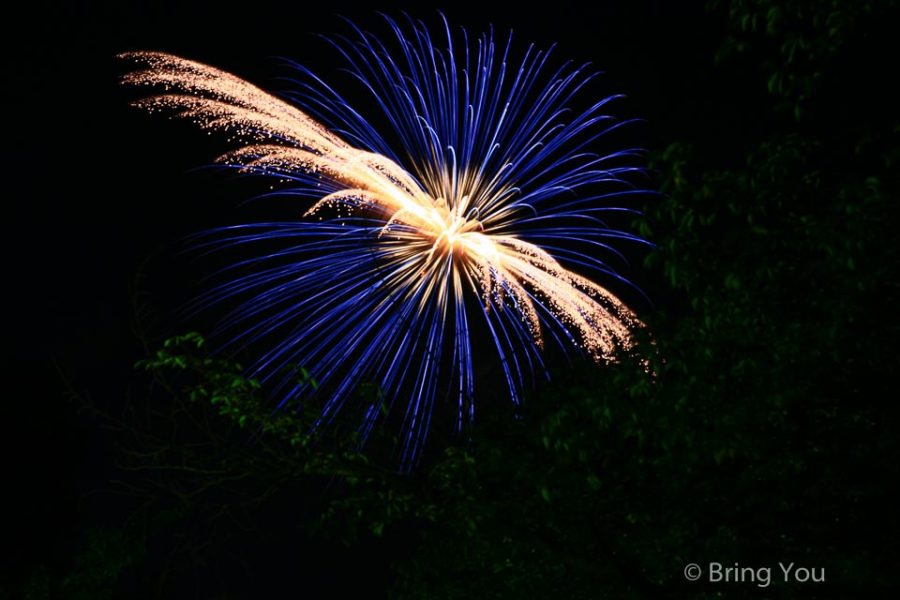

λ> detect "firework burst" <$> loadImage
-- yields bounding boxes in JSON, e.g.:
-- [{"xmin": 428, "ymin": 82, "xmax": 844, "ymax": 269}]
[{"xmin": 121, "ymin": 16, "xmax": 649, "ymax": 466}]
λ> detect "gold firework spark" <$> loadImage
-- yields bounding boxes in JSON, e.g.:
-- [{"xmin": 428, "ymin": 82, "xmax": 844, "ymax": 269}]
[{"xmin": 121, "ymin": 51, "xmax": 640, "ymax": 362}]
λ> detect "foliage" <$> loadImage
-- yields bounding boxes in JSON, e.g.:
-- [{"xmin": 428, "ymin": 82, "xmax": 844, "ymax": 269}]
[
  {"xmin": 2, "ymin": 529, "xmax": 142, "ymax": 600},
  {"xmin": 132, "ymin": 332, "xmax": 434, "ymax": 543},
  {"xmin": 390, "ymin": 0, "xmax": 899, "ymax": 596},
  {"xmin": 711, "ymin": 0, "xmax": 898, "ymax": 121}
]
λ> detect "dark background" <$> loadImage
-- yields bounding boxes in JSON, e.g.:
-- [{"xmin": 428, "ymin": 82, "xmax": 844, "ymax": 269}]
[{"xmin": 7, "ymin": 0, "xmax": 899, "ymax": 598}]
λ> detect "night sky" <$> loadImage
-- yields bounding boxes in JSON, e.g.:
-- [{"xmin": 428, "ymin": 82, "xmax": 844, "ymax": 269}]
[
  {"xmin": 13, "ymin": 0, "xmax": 711, "ymax": 501},
  {"xmin": 9, "ymin": 0, "xmax": 898, "ymax": 597},
  {"xmin": 13, "ymin": 0, "xmax": 720, "ymax": 401}
]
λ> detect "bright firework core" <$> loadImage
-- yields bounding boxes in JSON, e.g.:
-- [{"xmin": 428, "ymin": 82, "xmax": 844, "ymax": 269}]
[
  {"xmin": 430, "ymin": 199, "xmax": 481, "ymax": 252},
  {"xmin": 121, "ymin": 16, "xmax": 649, "ymax": 467}
]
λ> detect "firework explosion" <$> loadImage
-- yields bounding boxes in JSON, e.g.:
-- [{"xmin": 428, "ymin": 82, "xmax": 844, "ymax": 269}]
[{"xmin": 121, "ymin": 16, "xmax": 648, "ymax": 466}]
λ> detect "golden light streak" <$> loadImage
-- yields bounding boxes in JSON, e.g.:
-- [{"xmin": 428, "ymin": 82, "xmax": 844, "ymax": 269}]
[{"xmin": 122, "ymin": 51, "xmax": 639, "ymax": 362}]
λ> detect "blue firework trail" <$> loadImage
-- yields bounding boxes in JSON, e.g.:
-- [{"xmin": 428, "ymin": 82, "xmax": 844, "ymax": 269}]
[{"xmin": 121, "ymin": 15, "xmax": 651, "ymax": 468}]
